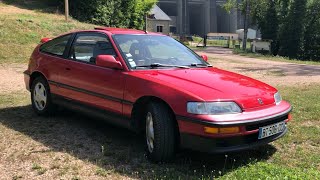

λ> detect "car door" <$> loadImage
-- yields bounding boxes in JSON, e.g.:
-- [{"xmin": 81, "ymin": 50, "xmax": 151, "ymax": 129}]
[{"xmin": 57, "ymin": 32, "xmax": 125, "ymax": 115}]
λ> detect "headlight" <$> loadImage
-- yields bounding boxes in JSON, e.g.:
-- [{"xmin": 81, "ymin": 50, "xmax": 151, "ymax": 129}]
[
  {"xmin": 274, "ymin": 92, "xmax": 282, "ymax": 105},
  {"xmin": 187, "ymin": 102, "xmax": 242, "ymax": 115}
]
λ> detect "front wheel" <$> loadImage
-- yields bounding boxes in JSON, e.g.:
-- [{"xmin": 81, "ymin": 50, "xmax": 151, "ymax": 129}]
[
  {"xmin": 31, "ymin": 76, "xmax": 55, "ymax": 116},
  {"xmin": 145, "ymin": 102, "xmax": 176, "ymax": 162}
]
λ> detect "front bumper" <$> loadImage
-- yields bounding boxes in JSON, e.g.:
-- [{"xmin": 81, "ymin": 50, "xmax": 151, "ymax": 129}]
[
  {"xmin": 23, "ymin": 70, "xmax": 30, "ymax": 91},
  {"xmin": 176, "ymin": 103, "xmax": 292, "ymax": 153},
  {"xmin": 180, "ymin": 126, "xmax": 287, "ymax": 153}
]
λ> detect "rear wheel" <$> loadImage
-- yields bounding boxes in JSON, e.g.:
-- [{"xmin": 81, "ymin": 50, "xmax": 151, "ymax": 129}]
[
  {"xmin": 145, "ymin": 101, "xmax": 176, "ymax": 162},
  {"xmin": 31, "ymin": 76, "xmax": 55, "ymax": 116}
]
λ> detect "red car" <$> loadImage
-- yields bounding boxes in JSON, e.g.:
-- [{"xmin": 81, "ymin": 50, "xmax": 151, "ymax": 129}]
[{"xmin": 24, "ymin": 27, "xmax": 292, "ymax": 162}]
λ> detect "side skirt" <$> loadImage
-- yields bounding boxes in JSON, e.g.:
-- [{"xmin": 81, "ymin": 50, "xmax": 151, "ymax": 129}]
[{"xmin": 51, "ymin": 94, "xmax": 133, "ymax": 130}]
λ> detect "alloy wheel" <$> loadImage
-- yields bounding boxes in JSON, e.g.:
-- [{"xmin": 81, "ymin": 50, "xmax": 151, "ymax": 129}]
[
  {"xmin": 146, "ymin": 112, "xmax": 155, "ymax": 153},
  {"xmin": 33, "ymin": 82, "xmax": 47, "ymax": 111}
]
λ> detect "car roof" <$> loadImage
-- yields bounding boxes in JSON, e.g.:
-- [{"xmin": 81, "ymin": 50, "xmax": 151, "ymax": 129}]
[
  {"xmin": 47, "ymin": 27, "xmax": 166, "ymax": 42},
  {"xmin": 70, "ymin": 27, "xmax": 163, "ymax": 36}
]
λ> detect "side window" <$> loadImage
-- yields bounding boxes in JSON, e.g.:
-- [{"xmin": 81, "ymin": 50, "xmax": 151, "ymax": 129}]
[
  {"xmin": 40, "ymin": 34, "xmax": 71, "ymax": 56},
  {"xmin": 70, "ymin": 33, "xmax": 115, "ymax": 63}
]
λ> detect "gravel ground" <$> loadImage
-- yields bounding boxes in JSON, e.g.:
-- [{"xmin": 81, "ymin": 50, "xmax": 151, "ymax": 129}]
[
  {"xmin": 195, "ymin": 47, "xmax": 320, "ymax": 87},
  {"xmin": 0, "ymin": 63, "xmax": 26, "ymax": 94}
]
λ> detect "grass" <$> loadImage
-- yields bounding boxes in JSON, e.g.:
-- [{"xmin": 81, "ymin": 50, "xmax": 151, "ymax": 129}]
[
  {"xmin": 2, "ymin": 0, "xmax": 58, "ymax": 10},
  {"xmin": 233, "ymin": 49, "xmax": 320, "ymax": 66},
  {"xmin": 269, "ymin": 85, "xmax": 320, "ymax": 168},
  {"xmin": 221, "ymin": 162, "xmax": 320, "ymax": 179},
  {"xmin": 0, "ymin": 2, "xmax": 94, "ymax": 64},
  {"xmin": 191, "ymin": 36, "xmax": 240, "ymax": 48},
  {"xmin": 32, "ymin": 163, "xmax": 47, "ymax": 175},
  {"xmin": 0, "ymin": 85, "xmax": 319, "ymax": 179},
  {"xmin": 266, "ymin": 69, "xmax": 286, "ymax": 77}
]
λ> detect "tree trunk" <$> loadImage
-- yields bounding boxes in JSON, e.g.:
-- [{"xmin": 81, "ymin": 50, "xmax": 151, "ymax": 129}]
[{"xmin": 242, "ymin": 0, "xmax": 249, "ymax": 51}]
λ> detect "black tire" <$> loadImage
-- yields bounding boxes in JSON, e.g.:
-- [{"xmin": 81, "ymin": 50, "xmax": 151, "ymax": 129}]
[
  {"xmin": 31, "ymin": 76, "xmax": 55, "ymax": 116},
  {"xmin": 145, "ymin": 101, "xmax": 176, "ymax": 162}
]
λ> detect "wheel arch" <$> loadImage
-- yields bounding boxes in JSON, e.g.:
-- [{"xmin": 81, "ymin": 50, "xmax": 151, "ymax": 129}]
[
  {"xmin": 29, "ymin": 71, "xmax": 47, "ymax": 89},
  {"xmin": 131, "ymin": 96, "xmax": 180, "ymax": 145}
]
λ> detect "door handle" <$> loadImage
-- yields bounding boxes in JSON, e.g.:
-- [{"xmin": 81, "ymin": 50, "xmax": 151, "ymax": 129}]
[{"xmin": 65, "ymin": 67, "xmax": 71, "ymax": 71}]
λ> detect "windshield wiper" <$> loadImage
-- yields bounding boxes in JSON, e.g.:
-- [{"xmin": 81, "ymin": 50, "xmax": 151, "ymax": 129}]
[
  {"xmin": 135, "ymin": 63, "xmax": 190, "ymax": 69},
  {"xmin": 190, "ymin": 63, "xmax": 213, "ymax": 67}
]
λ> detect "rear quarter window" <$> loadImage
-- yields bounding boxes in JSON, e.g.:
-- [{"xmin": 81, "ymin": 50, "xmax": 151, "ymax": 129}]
[{"xmin": 40, "ymin": 34, "xmax": 71, "ymax": 56}]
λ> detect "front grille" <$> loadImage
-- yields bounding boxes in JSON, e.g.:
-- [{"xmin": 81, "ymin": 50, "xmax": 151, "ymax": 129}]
[{"xmin": 246, "ymin": 114, "xmax": 288, "ymax": 131}]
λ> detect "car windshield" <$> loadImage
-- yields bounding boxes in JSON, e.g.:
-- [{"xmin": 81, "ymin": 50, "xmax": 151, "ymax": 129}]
[{"xmin": 113, "ymin": 35, "xmax": 209, "ymax": 69}]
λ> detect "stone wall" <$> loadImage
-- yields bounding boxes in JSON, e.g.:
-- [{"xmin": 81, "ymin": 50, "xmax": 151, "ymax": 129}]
[{"xmin": 147, "ymin": 19, "xmax": 170, "ymax": 35}]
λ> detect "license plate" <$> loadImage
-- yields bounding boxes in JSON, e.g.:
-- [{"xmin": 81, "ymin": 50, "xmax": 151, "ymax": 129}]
[{"xmin": 258, "ymin": 121, "xmax": 286, "ymax": 139}]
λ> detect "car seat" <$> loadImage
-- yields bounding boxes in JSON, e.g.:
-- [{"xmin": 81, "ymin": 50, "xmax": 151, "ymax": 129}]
[{"xmin": 91, "ymin": 41, "xmax": 116, "ymax": 63}]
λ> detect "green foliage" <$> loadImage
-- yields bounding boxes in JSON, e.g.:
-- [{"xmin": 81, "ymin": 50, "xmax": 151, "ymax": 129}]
[
  {"xmin": 259, "ymin": 1, "xmax": 278, "ymax": 40},
  {"xmin": 279, "ymin": 0, "xmax": 290, "ymax": 20},
  {"xmin": 302, "ymin": 1, "xmax": 320, "ymax": 60},
  {"xmin": 2, "ymin": 0, "xmax": 62, "ymax": 10},
  {"xmin": 225, "ymin": 0, "xmax": 320, "ymax": 61},
  {"xmin": 251, "ymin": 0, "xmax": 278, "ymax": 54},
  {"xmin": 2, "ymin": 0, "xmax": 157, "ymax": 30},
  {"xmin": 222, "ymin": 0, "xmax": 237, "ymax": 13},
  {"xmin": 68, "ymin": 0, "xmax": 156, "ymax": 30},
  {"xmin": 278, "ymin": 0, "xmax": 307, "ymax": 58}
]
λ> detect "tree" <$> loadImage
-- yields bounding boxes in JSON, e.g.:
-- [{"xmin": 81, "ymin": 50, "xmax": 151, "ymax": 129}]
[
  {"xmin": 224, "ymin": 0, "xmax": 320, "ymax": 61},
  {"xmin": 302, "ymin": 0, "xmax": 320, "ymax": 60},
  {"xmin": 251, "ymin": 0, "xmax": 279, "ymax": 54},
  {"xmin": 278, "ymin": 0, "xmax": 307, "ymax": 58},
  {"xmin": 223, "ymin": 0, "xmax": 251, "ymax": 51},
  {"xmin": 67, "ymin": 0, "xmax": 156, "ymax": 30},
  {"xmin": 130, "ymin": 0, "xmax": 157, "ymax": 29},
  {"xmin": 279, "ymin": 0, "xmax": 290, "ymax": 20}
]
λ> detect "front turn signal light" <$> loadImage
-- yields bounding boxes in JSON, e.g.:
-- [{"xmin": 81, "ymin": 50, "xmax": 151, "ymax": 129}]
[
  {"xmin": 287, "ymin": 113, "xmax": 292, "ymax": 121},
  {"xmin": 204, "ymin": 126, "xmax": 240, "ymax": 134}
]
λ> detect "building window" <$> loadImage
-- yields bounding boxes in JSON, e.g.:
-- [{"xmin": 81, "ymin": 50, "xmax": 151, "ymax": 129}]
[
  {"xmin": 170, "ymin": 26, "xmax": 176, "ymax": 34},
  {"xmin": 157, "ymin": 25, "xmax": 163, "ymax": 32}
]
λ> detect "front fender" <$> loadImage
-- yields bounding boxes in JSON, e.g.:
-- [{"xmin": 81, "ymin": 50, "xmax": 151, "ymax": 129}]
[{"xmin": 123, "ymin": 72, "xmax": 203, "ymax": 117}]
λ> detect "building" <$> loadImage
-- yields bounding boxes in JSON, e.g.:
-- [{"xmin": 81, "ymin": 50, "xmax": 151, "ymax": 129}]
[
  {"xmin": 146, "ymin": 5, "xmax": 172, "ymax": 35},
  {"xmin": 157, "ymin": 0, "xmax": 243, "ymax": 36}
]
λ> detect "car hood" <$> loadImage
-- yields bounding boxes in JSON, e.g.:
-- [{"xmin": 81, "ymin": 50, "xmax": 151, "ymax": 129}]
[{"xmin": 133, "ymin": 68, "xmax": 277, "ymax": 109}]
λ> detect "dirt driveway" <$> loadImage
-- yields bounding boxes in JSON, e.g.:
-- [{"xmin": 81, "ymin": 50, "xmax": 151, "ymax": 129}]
[
  {"xmin": 195, "ymin": 47, "xmax": 320, "ymax": 87},
  {"xmin": 0, "ymin": 63, "xmax": 26, "ymax": 94}
]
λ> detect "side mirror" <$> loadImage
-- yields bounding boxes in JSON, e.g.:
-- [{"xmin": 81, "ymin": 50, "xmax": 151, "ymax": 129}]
[
  {"xmin": 96, "ymin": 55, "xmax": 123, "ymax": 70},
  {"xmin": 201, "ymin": 54, "xmax": 208, "ymax": 61},
  {"xmin": 40, "ymin": 37, "xmax": 51, "ymax": 43}
]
